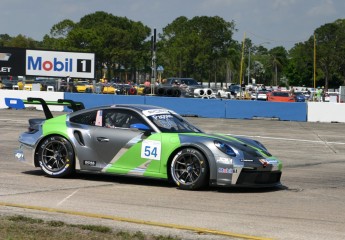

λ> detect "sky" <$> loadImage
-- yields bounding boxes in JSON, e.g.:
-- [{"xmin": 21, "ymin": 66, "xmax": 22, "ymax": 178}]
[{"xmin": 2, "ymin": 0, "xmax": 344, "ymax": 50}]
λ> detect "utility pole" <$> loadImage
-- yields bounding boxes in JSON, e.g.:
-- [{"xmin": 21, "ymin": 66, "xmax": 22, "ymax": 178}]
[
  {"xmin": 151, "ymin": 28, "xmax": 157, "ymax": 95},
  {"xmin": 239, "ymin": 32, "xmax": 246, "ymax": 99},
  {"xmin": 247, "ymin": 47, "xmax": 251, "ymax": 85},
  {"xmin": 239, "ymin": 32, "xmax": 245, "ymax": 86},
  {"xmin": 313, "ymin": 33, "xmax": 316, "ymax": 89}
]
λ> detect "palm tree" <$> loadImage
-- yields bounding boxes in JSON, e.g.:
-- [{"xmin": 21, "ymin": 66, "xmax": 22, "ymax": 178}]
[{"xmin": 268, "ymin": 47, "xmax": 288, "ymax": 86}]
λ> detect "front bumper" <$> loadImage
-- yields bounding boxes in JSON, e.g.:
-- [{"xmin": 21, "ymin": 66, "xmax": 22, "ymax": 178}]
[
  {"xmin": 236, "ymin": 170, "xmax": 282, "ymax": 187},
  {"xmin": 213, "ymin": 152, "xmax": 282, "ymax": 187}
]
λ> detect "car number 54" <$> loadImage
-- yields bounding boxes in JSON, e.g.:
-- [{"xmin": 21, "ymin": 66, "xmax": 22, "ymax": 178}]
[{"xmin": 141, "ymin": 140, "xmax": 161, "ymax": 160}]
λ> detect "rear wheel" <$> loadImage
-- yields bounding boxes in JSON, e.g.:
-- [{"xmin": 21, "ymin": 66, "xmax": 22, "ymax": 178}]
[
  {"xmin": 170, "ymin": 148, "xmax": 209, "ymax": 190},
  {"xmin": 37, "ymin": 136, "xmax": 75, "ymax": 177}
]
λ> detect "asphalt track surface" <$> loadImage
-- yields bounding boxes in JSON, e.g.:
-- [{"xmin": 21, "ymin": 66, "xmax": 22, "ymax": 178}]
[{"xmin": 1, "ymin": 108, "xmax": 345, "ymax": 240}]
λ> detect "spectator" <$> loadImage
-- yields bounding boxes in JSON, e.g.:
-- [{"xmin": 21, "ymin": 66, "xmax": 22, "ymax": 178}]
[
  {"xmin": 321, "ymin": 87, "xmax": 326, "ymax": 102},
  {"xmin": 290, "ymin": 86, "xmax": 295, "ymax": 96},
  {"xmin": 144, "ymin": 79, "xmax": 151, "ymax": 87},
  {"xmin": 316, "ymin": 87, "xmax": 322, "ymax": 102},
  {"xmin": 173, "ymin": 80, "xmax": 180, "ymax": 87},
  {"xmin": 306, "ymin": 88, "xmax": 311, "ymax": 101}
]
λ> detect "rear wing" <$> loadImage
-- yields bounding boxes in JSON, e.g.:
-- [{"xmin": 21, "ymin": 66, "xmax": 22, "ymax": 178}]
[{"xmin": 5, "ymin": 97, "xmax": 85, "ymax": 119}]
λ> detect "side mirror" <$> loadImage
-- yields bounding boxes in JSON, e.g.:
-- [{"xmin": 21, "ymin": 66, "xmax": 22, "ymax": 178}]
[{"xmin": 130, "ymin": 123, "xmax": 151, "ymax": 131}]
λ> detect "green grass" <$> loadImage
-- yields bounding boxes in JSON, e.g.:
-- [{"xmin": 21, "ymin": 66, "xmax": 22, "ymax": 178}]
[{"xmin": 0, "ymin": 215, "xmax": 180, "ymax": 240}]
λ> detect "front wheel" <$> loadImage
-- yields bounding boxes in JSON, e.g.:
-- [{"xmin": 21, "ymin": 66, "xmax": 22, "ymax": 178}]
[
  {"xmin": 37, "ymin": 136, "xmax": 75, "ymax": 177},
  {"xmin": 170, "ymin": 148, "xmax": 209, "ymax": 190}
]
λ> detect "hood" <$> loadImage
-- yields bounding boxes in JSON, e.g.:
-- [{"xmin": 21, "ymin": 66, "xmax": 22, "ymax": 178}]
[{"xmin": 179, "ymin": 132, "xmax": 271, "ymax": 158}]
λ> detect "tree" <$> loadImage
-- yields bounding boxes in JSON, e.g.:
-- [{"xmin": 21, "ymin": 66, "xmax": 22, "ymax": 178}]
[
  {"xmin": 158, "ymin": 16, "xmax": 237, "ymax": 84},
  {"xmin": 286, "ymin": 19, "xmax": 345, "ymax": 89},
  {"xmin": 285, "ymin": 41, "xmax": 314, "ymax": 87},
  {"xmin": 267, "ymin": 47, "xmax": 288, "ymax": 86},
  {"xmin": 0, "ymin": 34, "xmax": 38, "ymax": 48},
  {"xmin": 42, "ymin": 11, "xmax": 151, "ymax": 82},
  {"xmin": 72, "ymin": 12, "xmax": 151, "ymax": 81},
  {"xmin": 41, "ymin": 19, "xmax": 76, "ymax": 50},
  {"xmin": 0, "ymin": 34, "xmax": 12, "ymax": 47},
  {"xmin": 315, "ymin": 19, "xmax": 345, "ymax": 89}
]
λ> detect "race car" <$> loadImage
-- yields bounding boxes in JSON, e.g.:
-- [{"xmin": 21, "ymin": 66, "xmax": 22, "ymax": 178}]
[{"xmin": 9, "ymin": 97, "xmax": 282, "ymax": 190}]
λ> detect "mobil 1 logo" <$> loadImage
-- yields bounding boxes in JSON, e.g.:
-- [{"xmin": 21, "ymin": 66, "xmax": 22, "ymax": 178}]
[{"xmin": 77, "ymin": 59, "xmax": 92, "ymax": 73}]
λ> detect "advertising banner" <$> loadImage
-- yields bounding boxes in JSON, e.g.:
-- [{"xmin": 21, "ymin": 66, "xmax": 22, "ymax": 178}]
[
  {"xmin": 0, "ymin": 47, "xmax": 26, "ymax": 76},
  {"xmin": 26, "ymin": 50, "xmax": 95, "ymax": 79}
]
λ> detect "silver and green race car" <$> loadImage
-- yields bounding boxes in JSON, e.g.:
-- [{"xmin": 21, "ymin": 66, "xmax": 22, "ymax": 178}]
[{"xmin": 12, "ymin": 97, "xmax": 282, "ymax": 190}]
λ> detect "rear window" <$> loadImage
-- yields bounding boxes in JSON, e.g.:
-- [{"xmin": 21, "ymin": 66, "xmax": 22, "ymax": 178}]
[
  {"xmin": 272, "ymin": 92, "xmax": 289, "ymax": 97},
  {"xmin": 166, "ymin": 78, "xmax": 199, "ymax": 86},
  {"xmin": 70, "ymin": 110, "xmax": 97, "ymax": 126}
]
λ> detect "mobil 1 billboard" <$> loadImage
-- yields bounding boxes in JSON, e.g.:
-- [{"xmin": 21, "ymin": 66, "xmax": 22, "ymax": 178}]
[
  {"xmin": 0, "ymin": 47, "xmax": 95, "ymax": 79},
  {"xmin": 26, "ymin": 50, "xmax": 95, "ymax": 79}
]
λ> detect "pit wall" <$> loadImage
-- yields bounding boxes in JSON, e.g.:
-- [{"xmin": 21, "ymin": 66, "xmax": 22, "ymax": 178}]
[{"xmin": 1, "ymin": 90, "xmax": 345, "ymax": 123}]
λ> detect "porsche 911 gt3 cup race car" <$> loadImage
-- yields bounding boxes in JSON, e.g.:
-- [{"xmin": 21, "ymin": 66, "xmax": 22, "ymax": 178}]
[{"xmin": 9, "ymin": 97, "xmax": 282, "ymax": 190}]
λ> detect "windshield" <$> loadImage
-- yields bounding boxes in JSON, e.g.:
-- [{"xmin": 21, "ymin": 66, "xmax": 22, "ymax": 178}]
[
  {"xmin": 180, "ymin": 79, "xmax": 199, "ymax": 86},
  {"xmin": 272, "ymin": 92, "xmax": 289, "ymax": 97},
  {"xmin": 147, "ymin": 113, "xmax": 202, "ymax": 133}
]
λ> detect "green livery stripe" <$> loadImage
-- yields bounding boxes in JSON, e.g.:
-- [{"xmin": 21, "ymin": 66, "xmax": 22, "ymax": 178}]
[
  {"xmin": 24, "ymin": 100, "xmax": 71, "ymax": 106},
  {"xmin": 42, "ymin": 114, "xmax": 69, "ymax": 138},
  {"xmin": 105, "ymin": 133, "xmax": 182, "ymax": 178}
]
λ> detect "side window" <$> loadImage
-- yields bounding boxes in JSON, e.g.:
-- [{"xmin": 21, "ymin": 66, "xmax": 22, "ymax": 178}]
[
  {"xmin": 70, "ymin": 110, "xmax": 98, "ymax": 126},
  {"xmin": 103, "ymin": 109, "xmax": 144, "ymax": 129}
]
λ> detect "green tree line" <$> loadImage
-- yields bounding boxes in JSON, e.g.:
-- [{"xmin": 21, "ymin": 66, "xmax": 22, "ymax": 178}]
[{"xmin": 1, "ymin": 11, "xmax": 344, "ymax": 89}]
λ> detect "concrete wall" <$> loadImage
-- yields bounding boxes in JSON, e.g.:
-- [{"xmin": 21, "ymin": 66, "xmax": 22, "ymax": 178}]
[
  {"xmin": 307, "ymin": 102, "xmax": 345, "ymax": 123},
  {"xmin": 64, "ymin": 93, "xmax": 307, "ymax": 121},
  {"xmin": 1, "ymin": 90, "xmax": 345, "ymax": 123}
]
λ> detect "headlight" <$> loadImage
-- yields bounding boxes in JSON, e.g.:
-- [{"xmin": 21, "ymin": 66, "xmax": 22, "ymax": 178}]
[{"xmin": 214, "ymin": 140, "xmax": 237, "ymax": 157}]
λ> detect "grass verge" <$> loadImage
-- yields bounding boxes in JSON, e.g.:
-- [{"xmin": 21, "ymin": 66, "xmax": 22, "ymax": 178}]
[{"xmin": 0, "ymin": 215, "xmax": 180, "ymax": 240}]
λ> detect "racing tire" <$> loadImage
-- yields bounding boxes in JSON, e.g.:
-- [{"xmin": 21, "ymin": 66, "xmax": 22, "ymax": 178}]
[
  {"xmin": 157, "ymin": 87, "xmax": 166, "ymax": 96},
  {"xmin": 206, "ymin": 89, "xmax": 213, "ymax": 96},
  {"xmin": 173, "ymin": 89, "xmax": 181, "ymax": 97},
  {"xmin": 37, "ymin": 135, "xmax": 75, "ymax": 178},
  {"xmin": 144, "ymin": 87, "xmax": 151, "ymax": 95},
  {"xmin": 170, "ymin": 148, "xmax": 209, "ymax": 190},
  {"xmin": 166, "ymin": 88, "xmax": 173, "ymax": 96}
]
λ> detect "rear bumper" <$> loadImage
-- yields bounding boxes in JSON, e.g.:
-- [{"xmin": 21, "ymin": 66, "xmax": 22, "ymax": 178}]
[{"xmin": 14, "ymin": 143, "xmax": 36, "ymax": 167}]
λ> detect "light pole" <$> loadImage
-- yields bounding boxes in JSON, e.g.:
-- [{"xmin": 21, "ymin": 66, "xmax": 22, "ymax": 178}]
[{"xmin": 247, "ymin": 47, "xmax": 251, "ymax": 85}]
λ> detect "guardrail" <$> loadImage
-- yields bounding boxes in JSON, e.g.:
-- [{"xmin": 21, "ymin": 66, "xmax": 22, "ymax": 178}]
[{"xmin": 1, "ymin": 90, "xmax": 345, "ymax": 123}]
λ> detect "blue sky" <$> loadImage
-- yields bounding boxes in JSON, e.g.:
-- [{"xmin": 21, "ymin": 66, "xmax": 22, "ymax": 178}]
[{"xmin": 2, "ymin": 0, "xmax": 344, "ymax": 50}]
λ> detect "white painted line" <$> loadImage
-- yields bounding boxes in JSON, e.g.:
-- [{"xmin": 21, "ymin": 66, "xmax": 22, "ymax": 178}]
[
  {"xmin": 0, "ymin": 118, "xmax": 27, "ymax": 122},
  {"xmin": 56, "ymin": 189, "xmax": 79, "ymax": 206},
  {"xmin": 232, "ymin": 134, "xmax": 345, "ymax": 145}
]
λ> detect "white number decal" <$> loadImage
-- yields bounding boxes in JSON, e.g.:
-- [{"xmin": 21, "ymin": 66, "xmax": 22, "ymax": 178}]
[
  {"xmin": 141, "ymin": 140, "xmax": 161, "ymax": 160},
  {"xmin": 80, "ymin": 60, "xmax": 87, "ymax": 72}
]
